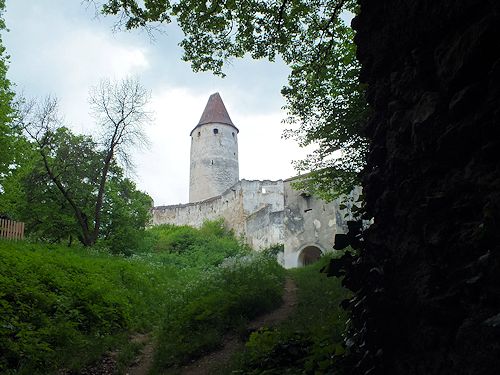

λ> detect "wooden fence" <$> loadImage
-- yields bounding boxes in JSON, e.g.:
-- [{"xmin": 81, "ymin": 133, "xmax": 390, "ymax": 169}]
[{"xmin": 0, "ymin": 219, "xmax": 25, "ymax": 240}]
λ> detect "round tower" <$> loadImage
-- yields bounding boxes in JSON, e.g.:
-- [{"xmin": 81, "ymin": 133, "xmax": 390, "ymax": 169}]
[{"xmin": 189, "ymin": 93, "xmax": 239, "ymax": 202}]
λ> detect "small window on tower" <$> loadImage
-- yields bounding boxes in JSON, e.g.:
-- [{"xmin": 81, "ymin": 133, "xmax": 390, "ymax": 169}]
[
  {"xmin": 213, "ymin": 128, "xmax": 219, "ymax": 135},
  {"xmin": 232, "ymin": 132, "xmax": 235, "ymax": 137},
  {"xmin": 198, "ymin": 131, "xmax": 201, "ymax": 137}
]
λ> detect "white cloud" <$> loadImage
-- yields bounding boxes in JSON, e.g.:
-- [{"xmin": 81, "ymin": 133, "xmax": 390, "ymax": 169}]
[
  {"xmin": 54, "ymin": 29, "xmax": 150, "ymax": 83},
  {"xmin": 4, "ymin": 0, "xmax": 308, "ymax": 206},
  {"xmin": 45, "ymin": 29, "xmax": 150, "ymax": 133}
]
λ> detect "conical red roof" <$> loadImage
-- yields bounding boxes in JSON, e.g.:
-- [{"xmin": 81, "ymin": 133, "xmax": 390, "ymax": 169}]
[{"xmin": 190, "ymin": 93, "xmax": 239, "ymax": 135}]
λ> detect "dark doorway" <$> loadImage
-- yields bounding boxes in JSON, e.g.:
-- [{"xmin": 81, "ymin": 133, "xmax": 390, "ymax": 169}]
[{"xmin": 298, "ymin": 246, "xmax": 322, "ymax": 266}]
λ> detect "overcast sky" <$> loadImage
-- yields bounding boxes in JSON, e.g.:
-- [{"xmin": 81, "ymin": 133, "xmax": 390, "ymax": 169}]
[{"xmin": 3, "ymin": 0, "xmax": 311, "ymax": 206}]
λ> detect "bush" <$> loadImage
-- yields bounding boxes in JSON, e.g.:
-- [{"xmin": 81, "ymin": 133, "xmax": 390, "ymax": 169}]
[
  {"xmin": 233, "ymin": 255, "xmax": 350, "ymax": 374},
  {"xmin": 0, "ymin": 240, "xmax": 176, "ymax": 374},
  {"xmin": 146, "ymin": 219, "xmax": 248, "ymax": 268},
  {"xmin": 153, "ymin": 252, "xmax": 286, "ymax": 371}
]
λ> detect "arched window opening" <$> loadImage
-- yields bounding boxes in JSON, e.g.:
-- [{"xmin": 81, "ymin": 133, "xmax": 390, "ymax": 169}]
[{"xmin": 213, "ymin": 128, "xmax": 219, "ymax": 135}]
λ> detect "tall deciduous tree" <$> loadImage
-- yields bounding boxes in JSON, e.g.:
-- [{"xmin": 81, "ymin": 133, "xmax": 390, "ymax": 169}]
[
  {"xmin": 1, "ymin": 128, "xmax": 101, "ymax": 244},
  {"xmin": 2, "ymin": 124, "xmax": 152, "ymax": 249},
  {"xmin": 91, "ymin": 0, "xmax": 366, "ymax": 199},
  {"xmin": 18, "ymin": 78, "xmax": 151, "ymax": 246},
  {"xmin": 88, "ymin": 78, "xmax": 151, "ymax": 243}
]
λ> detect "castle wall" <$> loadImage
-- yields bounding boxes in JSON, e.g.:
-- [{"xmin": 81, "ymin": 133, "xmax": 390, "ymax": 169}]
[
  {"xmin": 153, "ymin": 175, "xmax": 356, "ymax": 268},
  {"xmin": 152, "ymin": 179, "xmax": 284, "ymax": 249},
  {"xmin": 282, "ymin": 179, "xmax": 349, "ymax": 268},
  {"xmin": 153, "ymin": 181, "xmax": 246, "ymax": 235},
  {"xmin": 241, "ymin": 180, "xmax": 285, "ymax": 250}
]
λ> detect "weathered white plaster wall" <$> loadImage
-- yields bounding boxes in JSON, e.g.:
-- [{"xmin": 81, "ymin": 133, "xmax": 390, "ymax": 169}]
[
  {"xmin": 153, "ymin": 179, "xmax": 284, "ymax": 249},
  {"xmin": 153, "ymin": 175, "xmax": 358, "ymax": 268},
  {"xmin": 189, "ymin": 123, "xmax": 239, "ymax": 202},
  {"xmin": 241, "ymin": 180, "xmax": 285, "ymax": 249},
  {"xmin": 282, "ymin": 179, "xmax": 348, "ymax": 268},
  {"xmin": 154, "ymin": 182, "xmax": 245, "ymax": 235}
]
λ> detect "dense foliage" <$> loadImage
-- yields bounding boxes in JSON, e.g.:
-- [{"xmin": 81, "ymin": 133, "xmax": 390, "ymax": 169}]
[
  {"xmin": 92, "ymin": 0, "xmax": 368, "ymax": 200},
  {"xmin": 0, "ymin": 0, "xmax": 24, "ymax": 192},
  {"xmin": 15, "ymin": 79, "xmax": 151, "ymax": 247},
  {"xmin": 0, "ymin": 241, "xmax": 174, "ymax": 373},
  {"xmin": 0, "ymin": 126, "xmax": 152, "ymax": 252},
  {"xmin": 146, "ymin": 220, "xmax": 249, "ymax": 268},
  {"xmin": 232, "ymin": 255, "xmax": 349, "ymax": 374},
  {"xmin": 153, "ymin": 252, "xmax": 285, "ymax": 371},
  {"xmin": 0, "ymin": 221, "xmax": 286, "ymax": 374}
]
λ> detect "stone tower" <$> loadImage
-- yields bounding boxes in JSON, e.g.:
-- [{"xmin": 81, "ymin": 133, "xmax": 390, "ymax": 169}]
[{"xmin": 189, "ymin": 93, "xmax": 239, "ymax": 202}]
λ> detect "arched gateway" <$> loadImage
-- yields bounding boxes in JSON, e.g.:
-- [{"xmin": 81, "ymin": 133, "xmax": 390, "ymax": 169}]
[{"xmin": 297, "ymin": 245, "xmax": 323, "ymax": 267}]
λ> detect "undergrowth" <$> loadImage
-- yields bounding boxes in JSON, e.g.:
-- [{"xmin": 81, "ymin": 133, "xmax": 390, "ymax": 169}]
[
  {"xmin": 0, "ymin": 220, "xmax": 286, "ymax": 374},
  {"xmin": 229, "ymin": 255, "xmax": 350, "ymax": 375},
  {"xmin": 152, "ymin": 253, "xmax": 285, "ymax": 372},
  {"xmin": 0, "ymin": 240, "xmax": 180, "ymax": 373}
]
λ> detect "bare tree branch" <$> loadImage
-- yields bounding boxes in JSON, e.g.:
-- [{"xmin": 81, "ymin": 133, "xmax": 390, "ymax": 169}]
[
  {"xmin": 17, "ymin": 77, "xmax": 152, "ymax": 246},
  {"xmin": 17, "ymin": 96, "xmax": 94, "ymax": 244},
  {"xmin": 89, "ymin": 77, "xmax": 152, "ymax": 242}
]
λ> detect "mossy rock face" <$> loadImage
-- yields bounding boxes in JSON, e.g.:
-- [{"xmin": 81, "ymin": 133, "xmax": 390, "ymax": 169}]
[{"xmin": 342, "ymin": 1, "xmax": 500, "ymax": 374}]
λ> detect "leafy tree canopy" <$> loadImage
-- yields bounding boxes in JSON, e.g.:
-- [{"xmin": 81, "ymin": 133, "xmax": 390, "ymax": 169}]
[
  {"xmin": 0, "ymin": 0, "xmax": 25, "ymax": 192},
  {"xmin": 0, "ymin": 126, "xmax": 152, "ymax": 251},
  {"xmin": 14, "ymin": 78, "xmax": 151, "ymax": 247},
  {"xmin": 92, "ymin": 0, "xmax": 368, "ymax": 200}
]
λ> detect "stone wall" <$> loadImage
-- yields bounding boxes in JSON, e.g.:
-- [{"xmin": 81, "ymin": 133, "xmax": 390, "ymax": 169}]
[
  {"xmin": 282, "ymin": 178, "xmax": 351, "ymax": 268},
  {"xmin": 153, "ymin": 179, "xmax": 284, "ymax": 248},
  {"xmin": 349, "ymin": 1, "xmax": 500, "ymax": 373},
  {"xmin": 153, "ymin": 178, "xmax": 351, "ymax": 268}
]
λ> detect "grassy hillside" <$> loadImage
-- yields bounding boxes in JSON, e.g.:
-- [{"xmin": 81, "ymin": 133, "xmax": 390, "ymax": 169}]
[
  {"xmin": 0, "ymin": 221, "xmax": 285, "ymax": 374},
  {"xmin": 0, "ymin": 241, "xmax": 173, "ymax": 373},
  {"xmin": 230, "ymin": 255, "xmax": 350, "ymax": 374}
]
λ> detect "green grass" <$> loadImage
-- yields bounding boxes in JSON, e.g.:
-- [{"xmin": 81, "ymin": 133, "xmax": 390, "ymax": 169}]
[
  {"xmin": 229, "ymin": 255, "xmax": 350, "ymax": 375},
  {"xmin": 0, "ymin": 220, "xmax": 287, "ymax": 374},
  {"xmin": 152, "ymin": 253, "xmax": 286, "ymax": 373},
  {"xmin": 0, "ymin": 240, "xmax": 178, "ymax": 374}
]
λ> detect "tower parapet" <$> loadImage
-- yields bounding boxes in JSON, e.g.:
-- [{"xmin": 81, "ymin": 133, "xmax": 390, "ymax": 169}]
[{"xmin": 189, "ymin": 93, "xmax": 239, "ymax": 202}]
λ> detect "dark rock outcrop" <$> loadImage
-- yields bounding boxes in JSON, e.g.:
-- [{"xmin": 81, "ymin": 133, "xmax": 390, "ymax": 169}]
[{"xmin": 347, "ymin": 1, "xmax": 500, "ymax": 374}]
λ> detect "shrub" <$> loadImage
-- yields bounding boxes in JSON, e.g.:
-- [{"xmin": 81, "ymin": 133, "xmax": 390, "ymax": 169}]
[
  {"xmin": 153, "ymin": 252, "xmax": 286, "ymax": 371},
  {"xmin": 146, "ymin": 219, "xmax": 249, "ymax": 269},
  {"xmin": 233, "ymin": 255, "xmax": 350, "ymax": 374},
  {"xmin": 0, "ymin": 240, "xmax": 176, "ymax": 374}
]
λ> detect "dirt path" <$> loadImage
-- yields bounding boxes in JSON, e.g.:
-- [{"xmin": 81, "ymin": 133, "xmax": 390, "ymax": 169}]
[
  {"xmin": 178, "ymin": 277, "xmax": 298, "ymax": 375},
  {"xmin": 125, "ymin": 334, "xmax": 155, "ymax": 375},
  {"xmin": 124, "ymin": 277, "xmax": 297, "ymax": 375}
]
